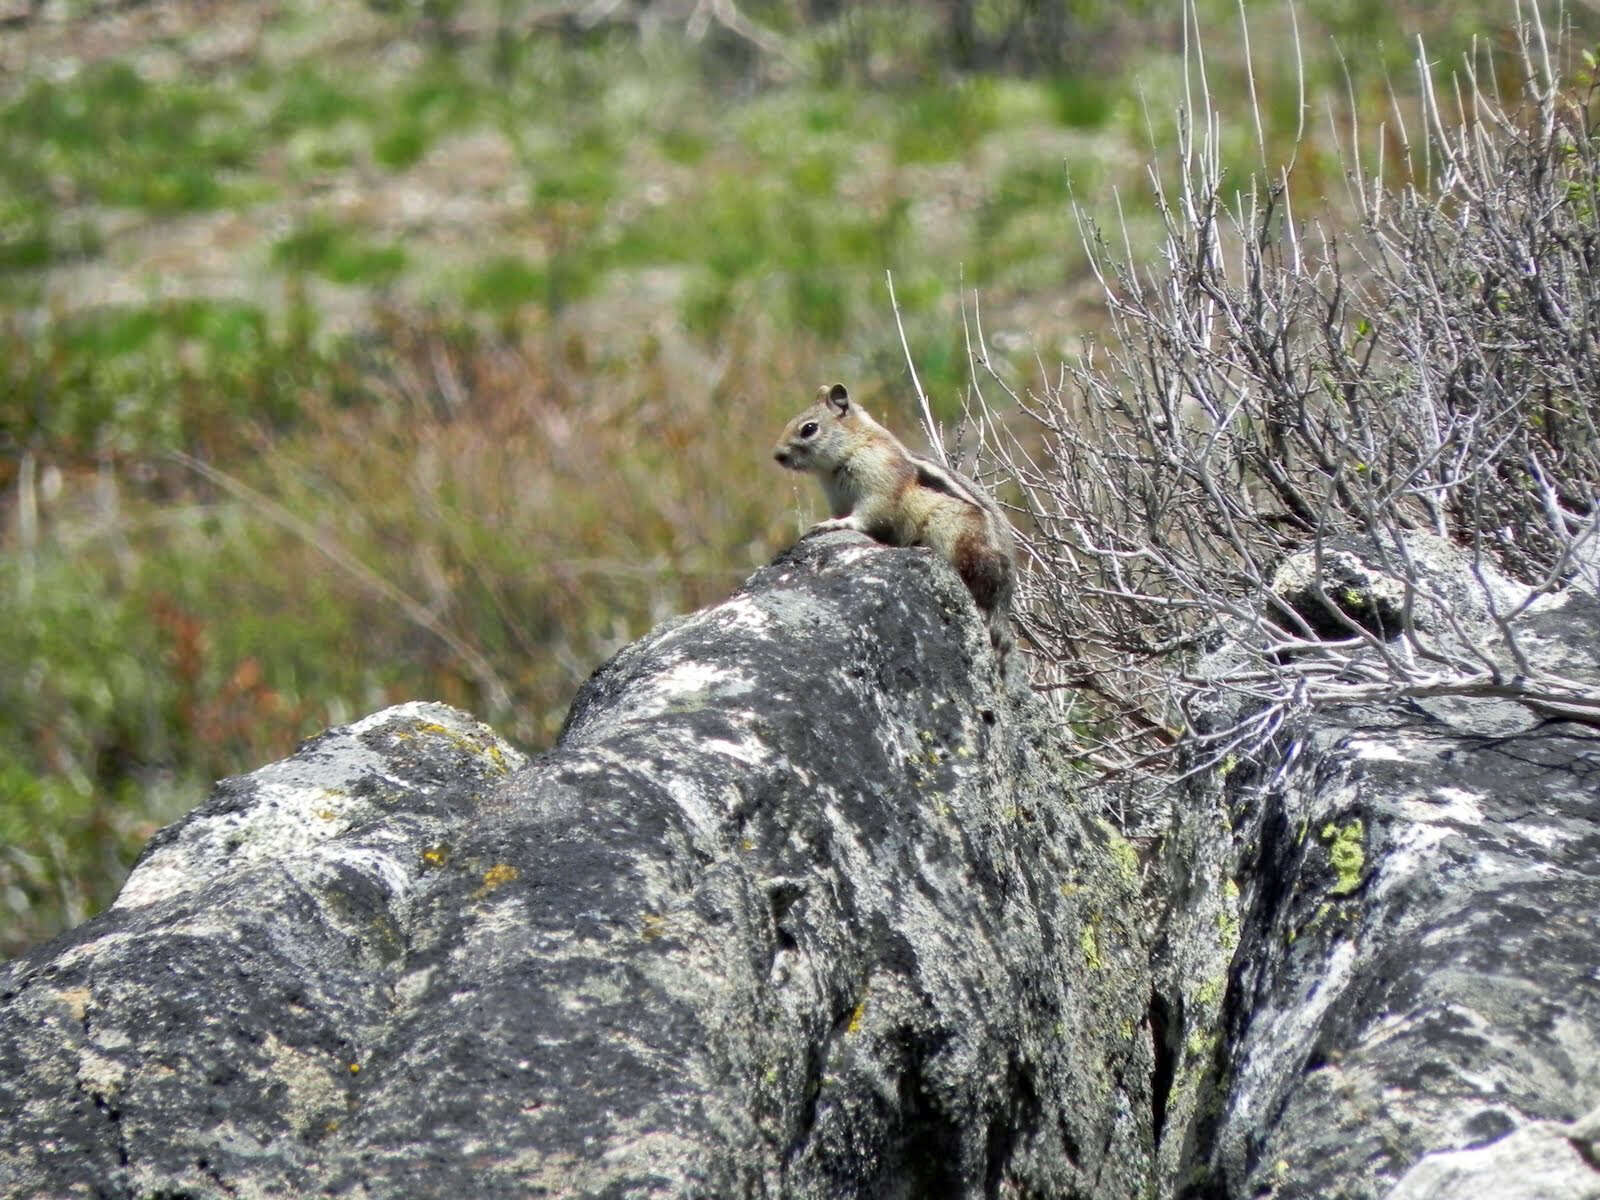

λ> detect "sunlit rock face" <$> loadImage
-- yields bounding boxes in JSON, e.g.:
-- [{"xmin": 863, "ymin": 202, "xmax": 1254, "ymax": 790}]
[
  {"xmin": 1169, "ymin": 535, "xmax": 1600, "ymax": 1199},
  {"xmin": 0, "ymin": 533, "xmax": 1152, "ymax": 1199},
  {"xmin": 3, "ymin": 527, "xmax": 1599, "ymax": 1200}
]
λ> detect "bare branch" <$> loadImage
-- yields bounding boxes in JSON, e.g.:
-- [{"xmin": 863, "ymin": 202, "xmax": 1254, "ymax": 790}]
[{"xmin": 951, "ymin": 6, "xmax": 1600, "ymax": 778}]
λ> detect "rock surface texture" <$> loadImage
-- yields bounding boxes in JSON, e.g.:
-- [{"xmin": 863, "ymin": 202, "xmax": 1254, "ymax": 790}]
[
  {"xmin": 3, "ymin": 530, "xmax": 1600, "ymax": 1199},
  {"xmin": 0, "ymin": 532, "xmax": 1152, "ymax": 1199},
  {"xmin": 1166, "ymin": 538, "xmax": 1600, "ymax": 1199}
]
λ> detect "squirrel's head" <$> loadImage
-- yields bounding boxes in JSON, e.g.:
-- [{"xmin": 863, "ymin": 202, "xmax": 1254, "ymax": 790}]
[{"xmin": 773, "ymin": 383, "xmax": 855, "ymax": 472}]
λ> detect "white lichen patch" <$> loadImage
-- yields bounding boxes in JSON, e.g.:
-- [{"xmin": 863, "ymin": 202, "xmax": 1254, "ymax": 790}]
[
  {"xmin": 1430, "ymin": 786, "xmax": 1486, "ymax": 817},
  {"xmin": 505, "ymin": 1134, "xmax": 710, "ymax": 1197},
  {"xmin": 49, "ymin": 928, "xmax": 156, "ymax": 974},
  {"xmin": 710, "ymin": 594, "xmax": 776, "ymax": 635},
  {"xmin": 1388, "ymin": 1118, "xmax": 1598, "ymax": 1200},
  {"xmin": 293, "ymin": 841, "xmax": 421, "ymax": 911},
  {"xmin": 558, "ymin": 969, "xmax": 637, "ymax": 1014},
  {"xmin": 91, "ymin": 1025, "xmax": 131, "ymax": 1051},
  {"xmin": 263, "ymin": 1032, "xmax": 346, "ymax": 1136},
  {"xmin": 1343, "ymin": 735, "xmax": 1411, "ymax": 763},
  {"xmin": 657, "ymin": 659, "xmax": 747, "ymax": 699},
  {"xmin": 114, "ymin": 774, "xmax": 377, "ymax": 910},
  {"xmin": 115, "ymin": 703, "xmax": 507, "ymax": 911},
  {"xmin": 645, "ymin": 773, "xmax": 713, "ymax": 842},
  {"xmin": 75, "ymin": 1048, "xmax": 128, "ymax": 1098},
  {"xmin": 1378, "ymin": 825, "xmax": 1464, "ymax": 886},
  {"xmin": 1272, "ymin": 551, "xmax": 1409, "ymax": 608},
  {"xmin": 1513, "ymin": 821, "xmax": 1570, "ymax": 852},
  {"xmin": 1377, "ymin": 784, "xmax": 1487, "ymax": 870},
  {"xmin": 700, "ymin": 735, "xmax": 771, "ymax": 767},
  {"xmin": 604, "ymin": 661, "xmax": 757, "ymax": 729},
  {"xmin": 393, "ymin": 966, "xmax": 437, "ymax": 1010},
  {"xmin": 1230, "ymin": 938, "xmax": 1358, "ymax": 1126}
]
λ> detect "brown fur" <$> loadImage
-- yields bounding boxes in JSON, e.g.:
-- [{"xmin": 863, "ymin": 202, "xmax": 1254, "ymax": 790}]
[{"xmin": 774, "ymin": 383, "xmax": 1016, "ymax": 661}]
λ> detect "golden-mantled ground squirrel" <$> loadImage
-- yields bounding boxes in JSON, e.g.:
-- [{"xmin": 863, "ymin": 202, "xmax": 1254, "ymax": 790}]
[{"xmin": 774, "ymin": 383, "xmax": 1016, "ymax": 662}]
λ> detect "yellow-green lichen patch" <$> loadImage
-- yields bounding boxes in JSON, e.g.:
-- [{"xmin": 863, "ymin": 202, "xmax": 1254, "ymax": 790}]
[
  {"xmin": 1217, "ymin": 878, "xmax": 1241, "ymax": 952},
  {"xmin": 1320, "ymin": 819, "xmax": 1365, "ymax": 896},
  {"xmin": 472, "ymin": 863, "xmax": 519, "ymax": 898},
  {"xmin": 1178, "ymin": 973, "xmax": 1229, "ymax": 1073},
  {"xmin": 1192, "ymin": 974, "xmax": 1224, "ymax": 1015},
  {"xmin": 1080, "ymin": 921, "xmax": 1104, "ymax": 970},
  {"xmin": 421, "ymin": 844, "xmax": 450, "ymax": 868},
  {"xmin": 1092, "ymin": 817, "xmax": 1141, "ymax": 886},
  {"xmin": 1287, "ymin": 897, "xmax": 1343, "ymax": 946},
  {"xmin": 1107, "ymin": 834, "xmax": 1139, "ymax": 884},
  {"xmin": 1216, "ymin": 906, "xmax": 1240, "ymax": 954},
  {"xmin": 365, "ymin": 913, "xmax": 405, "ymax": 964},
  {"xmin": 846, "ymin": 996, "xmax": 868, "ymax": 1035},
  {"xmin": 1185, "ymin": 1030, "xmax": 1220, "ymax": 1063},
  {"xmin": 413, "ymin": 720, "xmax": 514, "ymax": 775}
]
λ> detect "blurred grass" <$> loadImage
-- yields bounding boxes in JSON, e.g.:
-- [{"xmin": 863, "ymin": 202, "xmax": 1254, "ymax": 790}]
[{"xmin": 0, "ymin": 0, "xmax": 1553, "ymax": 957}]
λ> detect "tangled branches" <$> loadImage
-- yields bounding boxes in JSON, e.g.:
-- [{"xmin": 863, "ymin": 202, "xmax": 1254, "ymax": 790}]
[{"xmin": 963, "ymin": 4, "xmax": 1600, "ymax": 778}]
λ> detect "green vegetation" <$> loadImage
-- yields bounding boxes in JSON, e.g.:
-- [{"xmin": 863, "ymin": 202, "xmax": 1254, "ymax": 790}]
[
  {"xmin": 2, "ymin": 61, "xmax": 253, "ymax": 213},
  {"xmin": 1322, "ymin": 821, "xmax": 1366, "ymax": 897},
  {"xmin": 0, "ymin": 0, "xmax": 1555, "ymax": 957},
  {"xmin": 274, "ymin": 221, "xmax": 408, "ymax": 285}
]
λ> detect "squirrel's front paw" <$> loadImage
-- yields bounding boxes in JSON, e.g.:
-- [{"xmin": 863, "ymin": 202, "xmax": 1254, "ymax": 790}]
[{"xmin": 811, "ymin": 517, "xmax": 863, "ymax": 534}]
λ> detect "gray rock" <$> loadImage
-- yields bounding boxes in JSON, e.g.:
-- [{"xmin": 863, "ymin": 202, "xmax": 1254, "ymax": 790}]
[
  {"xmin": 0, "ymin": 531, "xmax": 1153, "ymax": 1199},
  {"xmin": 1268, "ymin": 531, "xmax": 1526, "ymax": 644},
  {"xmin": 6, "ymin": 524, "xmax": 1599, "ymax": 1200},
  {"xmin": 1171, "ymin": 534, "xmax": 1600, "ymax": 1199},
  {"xmin": 1386, "ymin": 1105, "xmax": 1600, "ymax": 1200}
]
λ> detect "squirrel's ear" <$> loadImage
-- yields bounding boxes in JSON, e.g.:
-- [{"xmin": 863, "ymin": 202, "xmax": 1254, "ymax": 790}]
[{"xmin": 826, "ymin": 383, "xmax": 850, "ymax": 415}]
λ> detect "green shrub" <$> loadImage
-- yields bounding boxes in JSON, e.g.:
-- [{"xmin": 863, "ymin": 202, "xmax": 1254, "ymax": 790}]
[
  {"xmin": 1, "ymin": 61, "xmax": 254, "ymax": 213},
  {"xmin": 892, "ymin": 81, "xmax": 998, "ymax": 163},
  {"xmin": 465, "ymin": 255, "xmax": 547, "ymax": 313},
  {"xmin": 273, "ymin": 220, "xmax": 407, "ymax": 285}
]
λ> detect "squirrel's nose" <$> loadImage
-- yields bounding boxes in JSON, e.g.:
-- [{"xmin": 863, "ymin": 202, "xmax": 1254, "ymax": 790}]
[{"xmin": 773, "ymin": 449, "xmax": 789, "ymax": 465}]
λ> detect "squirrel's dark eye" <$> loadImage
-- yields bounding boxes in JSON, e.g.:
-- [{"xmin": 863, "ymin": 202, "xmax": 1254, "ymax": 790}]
[{"xmin": 800, "ymin": 422, "xmax": 819, "ymax": 438}]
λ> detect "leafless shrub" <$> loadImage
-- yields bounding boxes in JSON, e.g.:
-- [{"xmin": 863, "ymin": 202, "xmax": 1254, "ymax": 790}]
[{"xmin": 957, "ymin": 3, "xmax": 1600, "ymax": 779}]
